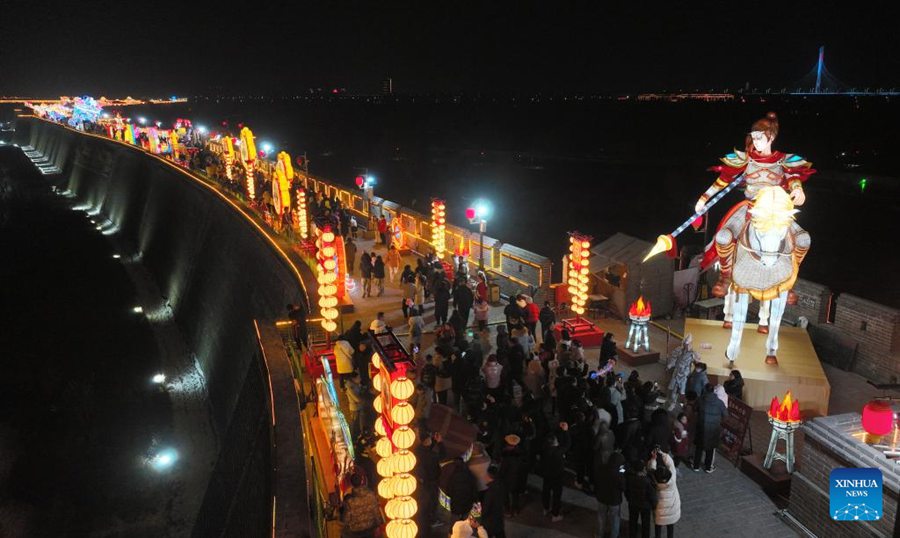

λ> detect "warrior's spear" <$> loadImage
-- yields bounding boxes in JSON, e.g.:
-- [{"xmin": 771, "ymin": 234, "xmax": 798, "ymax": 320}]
[{"xmin": 642, "ymin": 173, "xmax": 746, "ymax": 262}]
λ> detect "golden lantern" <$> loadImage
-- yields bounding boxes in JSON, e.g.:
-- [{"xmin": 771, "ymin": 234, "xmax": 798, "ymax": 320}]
[
  {"xmin": 323, "ymin": 231, "xmax": 336, "ymax": 242},
  {"xmin": 378, "ymin": 478, "xmax": 395, "ymax": 500},
  {"xmin": 373, "ymin": 394, "xmax": 384, "ymax": 414},
  {"xmin": 372, "ymin": 374, "xmax": 384, "ymax": 393},
  {"xmin": 372, "ymin": 353, "xmax": 382, "ymax": 369},
  {"xmin": 390, "ymin": 402, "xmax": 415, "ymax": 426},
  {"xmin": 391, "ymin": 426, "xmax": 415, "ymax": 449},
  {"xmin": 375, "ymin": 416, "xmax": 388, "ymax": 436},
  {"xmin": 385, "ymin": 497, "xmax": 418, "ymax": 520},
  {"xmin": 377, "ymin": 456, "xmax": 395, "ymax": 478},
  {"xmin": 385, "ymin": 518, "xmax": 418, "ymax": 538},
  {"xmin": 375, "ymin": 436, "xmax": 393, "ymax": 458},
  {"xmin": 390, "ymin": 378, "xmax": 415, "ymax": 400},
  {"xmin": 390, "ymin": 449, "xmax": 417, "ymax": 474},
  {"xmin": 390, "ymin": 473, "xmax": 417, "ymax": 497},
  {"xmin": 322, "ymin": 320, "xmax": 337, "ymax": 333}
]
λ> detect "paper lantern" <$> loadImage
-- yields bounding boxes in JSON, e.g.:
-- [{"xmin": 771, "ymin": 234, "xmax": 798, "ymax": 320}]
[
  {"xmin": 385, "ymin": 497, "xmax": 418, "ymax": 520},
  {"xmin": 323, "ymin": 231, "xmax": 335, "ymax": 242},
  {"xmin": 378, "ymin": 478, "xmax": 395, "ymax": 500},
  {"xmin": 862, "ymin": 400, "xmax": 894, "ymax": 437},
  {"xmin": 375, "ymin": 436, "xmax": 393, "ymax": 458},
  {"xmin": 385, "ymin": 518, "xmax": 418, "ymax": 538},
  {"xmin": 391, "ymin": 402, "xmax": 415, "ymax": 425},
  {"xmin": 322, "ymin": 320, "xmax": 337, "ymax": 333},
  {"xmin": 372, "ymin": 353, "xmax": 382, "ymax": 369},
  {"xmin": 375, "ymin": 416, "xmax": 388, "ymax": 436},
  {"xmin": 372, "ymin": 374, "xmax": 383, "ymax": 393},
  {"xmin": 377, "ymin": 456, "xmax": 395, "ymax": 478},
  {"xmin": 390, "ymin": 378, "xmax": 415, "ymax": 400},
  {"xmin": 373, "ymin": 394, "xmax": 384, "ymax": 414},
  {"xmin": 390, "ymin": 449, "xmax": 417, "ymax": 474},
  {"xmin": 392, "ymin": 426, "xmax": 415, "ymax": 449},
  {"xmin": 390, "ymin": 473, "xmax": 417, "ymax": 497}
]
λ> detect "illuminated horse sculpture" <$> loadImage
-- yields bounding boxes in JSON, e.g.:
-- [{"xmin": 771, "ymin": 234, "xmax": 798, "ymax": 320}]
[{"xmin": 725, "ymin": 186, "xmax": 809, "ymax": 367}]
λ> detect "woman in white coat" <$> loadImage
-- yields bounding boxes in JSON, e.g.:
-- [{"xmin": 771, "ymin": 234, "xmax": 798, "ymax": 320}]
[{"xmin": 647, "ymin": 449, "xmax": 680, "ymax": 538}]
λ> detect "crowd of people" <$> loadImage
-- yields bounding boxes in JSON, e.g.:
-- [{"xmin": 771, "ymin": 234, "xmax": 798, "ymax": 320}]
[{"xmin": 328, "ymin": 240, "xmax": 743, "ymax": 538}]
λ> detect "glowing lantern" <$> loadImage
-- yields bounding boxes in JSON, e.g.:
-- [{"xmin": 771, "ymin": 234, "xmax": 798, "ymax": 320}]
[
  {"xmin": 862, "ymin": 399, "xmax": 894, "ymax": 442},
  {"xmin": 375, "ymin": 416, "xmax": 388, "ymax": 437},
  {"xmin": 385, "ymin": 497, "xmax": 418, "ymax": 520},
  {"xmin": 373, "ymin": 394, "xmax": 384, "ymax": 414},
  {"xmin": 567, "ymin": 232, "xmax": 592, "ymax": 315},
  {"xmin": 372, "ymin": 373, "xmax": 384, "ymax": 393},
  {"xmin": 372, "ymin": 353, "xmax": 383, "ymax": 369},
  {"xmin": 315, "ymin": 225, "xmax": 339, "ymax": 333},
  {"xmin": 375, "ymin": 436, "xmax": 393, "ymax": 458},
  {"xmin": 391, "ymin": 426, "xmax": 415, "ymax": 449},
  {"xmin": 377, "ymin": 456, "xmax": 395, "ymax": 478},
  {"xmin": 355, "ymin": 175, "xmax": 365, "ymax": 188},
  {"xmin": 465, "ymin": 207, "xmax": 476, "ymax": 221},
  {"xmin": 390, "ymin": 378, "xmax": 415, "ymax": 400},
  {"xmin": 378, "ymin": 479, "xmax": 395, "ymax": 500},
  {"xmin": 391, "ymin": 402, "xmax": 415, "ymax": 426},
  {"xmin": 385, "ymin": 518, "xmax": 418, "ymax": 538},
  {"xmin": 390, "ymin": 449, "xmax": 417, "ymax": 474},
  {"xmin": 390, "ymin": 473, "xmax": 417, "ymax": 497}
]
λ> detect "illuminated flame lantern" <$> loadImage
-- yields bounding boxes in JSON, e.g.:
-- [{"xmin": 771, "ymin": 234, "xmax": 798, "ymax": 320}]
[
  {"xmin": 625, "ymin": 296, "xmax": 652, "ymax": 352},
  {"xmin": 862, "ymin": 399, "xmax": 895, "ymax": 443},
  {"xmin": 273, "ymin": 151, "xmax": 294, "ymax": 217},
  {"xmin": 763, "ymin": 391, "xmax": 803, "ymax": 473}
]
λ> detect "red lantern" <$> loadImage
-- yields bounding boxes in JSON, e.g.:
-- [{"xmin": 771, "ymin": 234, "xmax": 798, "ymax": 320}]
[
  {"xmin": 355, "ymin": 175, "xmax": 365, "ymax": 188},
  {"xmin": 862, "ymin": 400, "xmax": 894, "ymax": 436},
  {"xmin": 465, "ymin": 207, "xmax": 476, "ymax": 220}
]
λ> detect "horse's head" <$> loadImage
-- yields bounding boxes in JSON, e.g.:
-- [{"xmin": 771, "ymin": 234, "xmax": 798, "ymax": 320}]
[{"xmin": 748, "ymin": 186, "xmax": 798, "ymax": 267}]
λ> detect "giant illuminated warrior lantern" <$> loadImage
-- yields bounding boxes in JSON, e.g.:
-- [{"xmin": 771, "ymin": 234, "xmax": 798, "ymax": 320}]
[
  {"xmin": 239, "ymin": 127, "xmax": 257, "ymax": 200},
  {"xmin": 646, "ymin": 113, "xmax": 814, "ymax": 366}
]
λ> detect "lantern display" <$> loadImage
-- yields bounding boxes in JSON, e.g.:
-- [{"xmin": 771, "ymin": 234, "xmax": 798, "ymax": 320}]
[
  {"xmin": 567, "ymin": 232, "xmax": 592, "ymax": 316},
  {"xmin": 431, "ymin": 199, "xmax": 446, "ymax": 259},
  {"xmin": 315, "ymin": 226, "xmax": 339, "ymax": 332},
  {"xmin": 625, "ymin": 296, "xmax": 652, "ymax": 352},
  {"xmin": 763, "ymin": 391, "xmax": 803, "ymax": 473},
  {"xmin": 273, "ymin": 151, "xmax": 294, "ymax": 216},
  {"xmin": 862, "ymin": 399, "xmax": 895, "ymax": 443},
  {"xmin": 369, "ymin": 333, "xmax": 418, "ymax": 537},
  {"xmin": 239, "ymin": 127, "xmax": 257, "ymax": 200},
  {"xmin": 223, "ymin": 136, "xmax": 235, "ymax": 180},
  {"xmin": 295, "ymin": 188, "xmax": 309, "ymax": 239}
]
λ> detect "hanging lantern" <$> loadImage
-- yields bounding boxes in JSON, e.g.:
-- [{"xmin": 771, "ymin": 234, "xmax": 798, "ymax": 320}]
[
  {"xmin": 431, "ymin": 199, "xmax": 447, "ymax": 259},
  {"xmin": 390, "ymin": 377, "xmax": 415, "ymax": 400},
  {"xmin": 862, "ymin": 399, "xmax": 894, "ymax": 443},
  {"xmin": 385, "ymin": 496, "xmax": 418, "ymax": 520},
  {"xmin": 378, "ymin": 478, "xmax": 395, "ymax": 500},
  {"xmin": 391, "ymin": 402, "xmax": 415, "ymax": 426},
  {"xmin": 377, "ymin": 456, "xmax": 395, "ymax": 478},
  {"xmin": 375, "ymin": 436, "xmax": 393, "ymax": 458},
  {"xmin": 391, "ymin": 426, "xmax": 415, "ymax": 449},
  {"xmin": 373, "ymin": 394, "xmax": 384, "ymax": 414},
  {"xmin": 390, "ymin": 449, "xmax": 417, "ymax": 474},
  {"xmin": 375, "ymin": 416, "xmax": 388, "ymax": 437},
  {"xmin": 372, "ymin": 353, "xmax": 383, "ymax": 369},
  {"xmin": 385, "ymin": 518, "xmax": 418, "ymax": 538},
  {"xmin": 372, "ymin": 373, "xmax": 384, "ymax": 393},
  {"xmin": 390, "ymin": 473, "xmax": 417, "ymax": 497}
]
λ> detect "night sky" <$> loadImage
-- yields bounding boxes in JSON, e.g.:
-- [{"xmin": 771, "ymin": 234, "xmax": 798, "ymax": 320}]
[{"xmin": 1, "ymin": 2, "xmax": 899, "ymax": 96}]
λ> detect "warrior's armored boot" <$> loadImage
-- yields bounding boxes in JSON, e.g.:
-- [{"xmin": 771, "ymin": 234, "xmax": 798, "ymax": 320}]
[{"xmin": 712, "ymin": 240, "xmax": 735, "ymax": 298}]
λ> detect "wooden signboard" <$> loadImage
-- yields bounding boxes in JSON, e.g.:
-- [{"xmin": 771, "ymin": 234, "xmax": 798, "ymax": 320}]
[{"xmin": 720, "ymin": 397, "xmax": 752, "ymax": 466}]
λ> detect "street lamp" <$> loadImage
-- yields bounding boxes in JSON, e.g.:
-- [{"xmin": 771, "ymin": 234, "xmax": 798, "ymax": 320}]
[{"xmin": 466, "ymin": 199, "xmax": 491, "ymax": 271}]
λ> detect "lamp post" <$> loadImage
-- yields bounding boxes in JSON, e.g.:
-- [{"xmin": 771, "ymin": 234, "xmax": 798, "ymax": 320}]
[{"xmin": 466, "ymin": 200, "xmax": 491, "ymax": 272}]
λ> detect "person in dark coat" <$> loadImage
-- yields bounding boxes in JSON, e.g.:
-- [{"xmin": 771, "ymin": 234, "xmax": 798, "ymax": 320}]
[
  {"xmin": 686, "ymin": 362, "xmax": 708, "ymax": 399},
  {"xmin": 415, "ymin": 432, "xmax": 445, "ymax": 532},
  {"xmin": 594, "ymin": 450, "xmax": 625, "ymax": 538},
  {"xmin": 645, "ymin": 407, "xmax": 672, "ymax": 454},
  {"xmin": 353, "ymin": 340, "xmax": 373, "ymax": 386},
  {"xmin": 498, "ymin": 434, "xmax": 524, "ymax": 515},
  {"xmin": 503, "ymin": 297, "xmax": 525, "ymax": 333},
  {"xmin": 344, "ymin": 237, "xmax": 357, "ymax": 275},
  {"xmin": 600, "ymin": 332, "xmax": 618, "ymax": 365},
  {"xmin": 693, "ymin": 383, "xmax": 729, "ymax": 472},
  {"xmin": 453, "ymin": 280, "xmax": 475, "ymax": 327},
  {"xmin": 360, "ymin": 251, "xmax": 373, "ymax": 298},
  {"xmin": 481, "ymin": 465, "xmax": 506, "ymax": 538},
  {"xmin": 541, "ymin": 423, "xmax": 571, "ymax": 521},
  {"xmin": 340, "ymin": 320, "xmax": 364, "ymax": 350},
  {"xmin": 372, "ymin": 255, "xmax": 386, "ymax": 297},
  {"xmin": 724, "ymin": 370, "xmax": 744, "ymax": 401},
  {"xmin": 286, "ymin": 303, "xmax": 309, "ymax": 350},
  {"xmin": 440, "ymin": 452, "xmax": 478, "ymax": 521},
  {"xmin": 434, "ymin": 278, "xmax": 451, "ymax": 326},
  {"xmin": 539, "ymin": 301, "xmax": 556, "ymax": 340},
  {"xmin": 624, "ymin": 458, "xmax": 657, "ymax": 538}
]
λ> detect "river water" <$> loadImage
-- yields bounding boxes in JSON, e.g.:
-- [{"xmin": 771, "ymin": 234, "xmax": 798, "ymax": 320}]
[{"xmin": 0, "ymin": 147, "xmax": 174, "ymax": 535}]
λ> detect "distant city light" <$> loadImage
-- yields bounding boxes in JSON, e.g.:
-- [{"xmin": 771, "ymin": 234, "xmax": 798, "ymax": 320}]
[
  {"xmin": 152, "ymin": 373, "xmax": 166, "ymax": 384},
  {"xmin": 148, "ymin": 447, "xmax": 178, "ymax": 472},
  {"xmin": 132, "ymin": 306, "xmax": 144, "ymax": 314},
  {"xmin": 112, "ymin": 254, "xmax": 121, "ymax": 259}
]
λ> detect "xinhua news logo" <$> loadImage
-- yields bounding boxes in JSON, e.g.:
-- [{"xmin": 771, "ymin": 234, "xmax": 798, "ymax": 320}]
[{"xmin": 829, "ymin": 468, "xmax": 882, "ymax": 521}]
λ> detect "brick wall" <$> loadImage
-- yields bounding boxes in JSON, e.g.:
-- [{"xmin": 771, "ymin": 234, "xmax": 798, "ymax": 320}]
[
  {"xmin": 790, "ymin": 435, "xmax": 897, "ymax": 538},
  {"xmin": 833, "ymin": 294, "xmax": 900, "ymax": 383}
]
